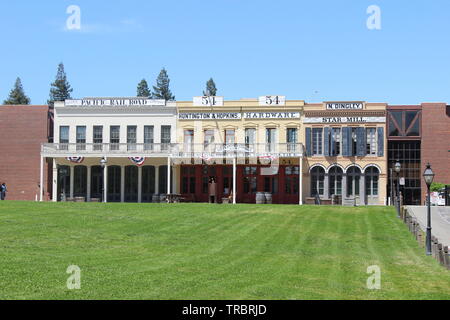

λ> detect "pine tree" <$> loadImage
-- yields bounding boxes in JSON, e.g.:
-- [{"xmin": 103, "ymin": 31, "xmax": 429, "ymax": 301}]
[
  {"xmin": 137, "ymin": 79, "xmax": 151, "ymax": 97},
  {"xmin": 203, "ymin": 78, "xmax": 217, "ymax": 96},
  {"xmin": 152, "ymin": 68, "xmax": 175, "ymax": 101},
  {"xmin": 3, "ymin": 77, "xmax": 31, "ymax": 105},
  {"xmin": 48, "ymin": 63, "xmax": 73, "ymax": 107}
]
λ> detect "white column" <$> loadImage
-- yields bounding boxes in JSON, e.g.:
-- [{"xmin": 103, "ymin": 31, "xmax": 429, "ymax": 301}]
[
  {"xmin": 87, "ymin": 166, "xmax": 91, "ymax": 202},
  {"xmin": 52, "ymin": 158, "xmax": 57, "ymax": 202},
  {"xmin": 120, "ymin": 165, "xmax": 125, "ymax": 203},
  {"xmin": 299, "ymin": 156, "xmax": 303, "ymax": 205},
  {"xmin": 167, "ymin": 157, "xmax": 171, "ymax": 194},
  {"xmin": 155, "ymin": 165, "xmax": 160, "ymax": 194},
  {"xmin": 233, "ymin": 157, "xmax": 236, "ymax": 204},
  {"xmin": 39, "ymin": 156, "xmax": 44, "ymax": 202},
  {"xmin": 360, "ymin": 174, "xmax": 366, "ymax": 206},
  {"xmin": 138, "ymin": 166, "xmax": 142, "ymax": 203},
  {"xmin": 103, "ymin": 165, "xmax": 108, "ymax": 203},
  {"xmin": 70, "ymin": 166, "xmax": 74, "ymax": 199}
]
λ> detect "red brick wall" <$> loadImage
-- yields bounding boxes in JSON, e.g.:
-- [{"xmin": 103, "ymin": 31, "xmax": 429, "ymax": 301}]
[
  {"xmin": 0, "ymin": 105, "xmax": 51, "ymax": 201},
  {"xmin": 421, "ymin": 103, "xmax": 450, "ymax": 203}
]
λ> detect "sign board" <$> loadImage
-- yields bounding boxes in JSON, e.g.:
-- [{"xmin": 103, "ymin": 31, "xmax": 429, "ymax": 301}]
[
  {"xmin": 325, "ymin": 102, "xmax": 364, "ymax": 110},
  {"xmin": 193, "ymin": 96, "xmax": 224, "ymax": 107},
  {"xmin": 178, "ymin": 112, "xmax": 241, "ymax": 120},
  {"xmin": 303, "ymin": 117, "xmax": 385, "ymax": 124},
  {"xmin": 244, "ymin": 112, "xmax": 300, "ymax": 119},
  {"xmin": 65, "ymin": 98, "xmax": 166, "ymax": 107},
  {"xmin": 258, "ymin": 96, "xmax": 286, "ymax": 106}
]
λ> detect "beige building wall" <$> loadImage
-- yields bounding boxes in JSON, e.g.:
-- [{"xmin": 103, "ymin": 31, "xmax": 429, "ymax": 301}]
[
  {"xmin": 176, "ymin": 99, "xmax": 305, "ymax": 146},
  {"xmin": 301, "ymin": 102, "xmax": 388, "ymax": 205}
]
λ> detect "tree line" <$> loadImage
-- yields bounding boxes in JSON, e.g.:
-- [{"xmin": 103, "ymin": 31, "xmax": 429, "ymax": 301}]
[{"xmin": 3, "ymin": 64, "xmax": 218, "ymax": 105}]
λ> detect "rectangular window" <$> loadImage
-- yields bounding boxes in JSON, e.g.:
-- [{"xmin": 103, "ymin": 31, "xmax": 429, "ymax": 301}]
[
  {"xmin": 331, "ymin": 128, "xmax": 341, "ymax": 156},
  {"xmin": 76, "ymin": 126, "xmax": 86, "ymax": 151},
  {"xmin": 161, "ymin": 126, "xmax": 171, "ymax": 151},
  {"xmin": 312, "ymin": 128, "xmax": 323, "ymax": 155},
  {"xmin": 204, "ymin": 129, "xmax": 214, "ymax": 150},
  {"xmin": 60, "ymin": 126, "xmax": 69, "ymax": 150},
  {"xmin": 144, "ymin": 126, "xmax": 154, "ymax": 150},
  {"xmin": 366, "ymin": 128, "xmax": 377, "ymax": 155},
  {"xmin": 351, "ymin": 127, "xmax": 358, "ymax": 156},
  {"xmin": 225, "ymin": 130, "xmax": 235, "ymax": 145},
  {"xmin": 287, "ymin": 128, "xmax": 297, "ymax": 152},
  {"xmin": 93, "ymin": 126, "xmax": 103, "ymax": 151},
  {"xmin": 266, "ymin": 128, "xmax": 276, "ymax": 152},
  {"xmin": 110, "ymin": 126, "xmax": 120, "ymax": 151},
  {"xmin": 127, "ymin": 126, "xmax": 137, "ymax": 151},
  {"xmin": 184, "ymin": 129, "xmax": 194, "ymax": 152},
  {"xmin": 245, "ymin": 128, "xmax": 256, "ymax": 145}
]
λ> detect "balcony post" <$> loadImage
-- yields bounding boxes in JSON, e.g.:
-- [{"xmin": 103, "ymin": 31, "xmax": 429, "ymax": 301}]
[
  {"xmin": 120, "ymin": 165, "xmax": 125, "ymax": 203},
  {"xmin": 87, "ymin": 165, "xmax": 91, "ymax": 202},
  {"xmin": 299, "ymin": 155, "xmax": 303, "ymax": 205},
  {"xmin": 70, "ymin": 166, "xmax": 74, "ymax": 199},
  {"xmin": 155, "ymin": 166, "xmax": 160, "ymax": 194},
  {"xmin": 39, "ymin": 156, "xmax": 44, "ymax": 202},
  {"xmin": 103, "ymin": 164, "xmax": 108, "ymax": 203},
  {"xmin": 52, "ymin": 158, "xmax": 57, "ymax": 202},
  {"xmin": 138, "ymin": 166, "xmax": 142, "ymax": 203},
  {"xmin": 233, "ymin": 157, "xmax": 237, "ymax": 204},
  {"xmin": 167, "ymin": 157, "xmax": 171, "ymax": 195}
]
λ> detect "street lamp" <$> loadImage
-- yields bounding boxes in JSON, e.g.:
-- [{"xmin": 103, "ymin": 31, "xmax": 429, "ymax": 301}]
[
  {"xmin": 394, "ymin": 160, "xmax": 401, "ymax": 217},
  {"xmin": 423, "ymin": 163, "xmax": 435, "ymax": 256},
  {"xmin": 100, "ymin": 157, "xmax": 107, "ymax": 203}
]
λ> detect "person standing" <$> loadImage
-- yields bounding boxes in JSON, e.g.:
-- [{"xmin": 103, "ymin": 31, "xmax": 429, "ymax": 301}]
[
  {"xmin": 208, "ymin": 177, "xmax": 217, "ymax": 204},
  {"xmin": 1, "ymin": 183, "xmax": 7, "ymax": 200}
]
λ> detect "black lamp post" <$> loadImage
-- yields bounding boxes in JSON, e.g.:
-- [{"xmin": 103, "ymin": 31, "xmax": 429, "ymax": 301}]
[
  {"xmin": 394, "ymin": 160, "xmax": 401, "ymax": 217},
  {"xmin": 100, "ymin": 157, "xmax": 107, "ymax": 203},
  {"xmin": 423, "ymin": 163, "xmax": 435, "ymax": 256}
]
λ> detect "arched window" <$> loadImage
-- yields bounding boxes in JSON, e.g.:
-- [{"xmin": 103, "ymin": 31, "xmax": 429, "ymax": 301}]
[
  {"xmin": 346, "ymin": 166, "xmax": 361, "ymax": 197},
  {"xmin": 311, "ymin": 166, "xmax": 325, "ymax": 196},
  {"xmin": 365, "ymin": 166, "xmax": 379, "ymax": 196},
  {"xmin": 329, "ymin": 166, "xmax": 343, "ymax": 196}
]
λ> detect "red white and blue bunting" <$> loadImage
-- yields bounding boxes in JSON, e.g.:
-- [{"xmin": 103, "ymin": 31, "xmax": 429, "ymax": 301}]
[
  {"xmin": 128, "ymin": 157, "xmax": 146, "ymax": 166},
  {"xmin": 66, "ymin": 157, "xmax": 84, "ymax": 164}
]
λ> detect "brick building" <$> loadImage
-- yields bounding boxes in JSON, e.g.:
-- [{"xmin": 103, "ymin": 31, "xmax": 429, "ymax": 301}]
[
  {"xmin": 0, "ymin": 105, "xmax": 52, "ymax": 201},
  {"xmin": 421, "ymin": 103, "xmax": 450, "ymax": 202},
  {"xmin": 387, "ymin": 103, "xmax": 450, "ymax": 205}
]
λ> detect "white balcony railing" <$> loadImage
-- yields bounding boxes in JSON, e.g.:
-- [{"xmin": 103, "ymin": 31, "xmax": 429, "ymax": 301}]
[{"xmin": 41, "ymin": 143, "xmax": 304, "ymax": 158}]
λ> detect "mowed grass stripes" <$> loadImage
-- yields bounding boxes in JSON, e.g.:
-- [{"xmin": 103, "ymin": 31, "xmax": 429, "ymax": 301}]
[{"xmin": 0, "ymin": 201, "xmax": 449, "ymax": 300}]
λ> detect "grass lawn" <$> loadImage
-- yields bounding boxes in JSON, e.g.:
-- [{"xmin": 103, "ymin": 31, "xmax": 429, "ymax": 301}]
[{"xmin": 0, "ymin": 201, "xmax": 449, "ymax": 300}]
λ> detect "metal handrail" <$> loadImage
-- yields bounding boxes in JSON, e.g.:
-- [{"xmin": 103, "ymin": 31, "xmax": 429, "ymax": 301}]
[{"xmin": 41, "ymin": 142, "xmax": 304, "ymax": 157}]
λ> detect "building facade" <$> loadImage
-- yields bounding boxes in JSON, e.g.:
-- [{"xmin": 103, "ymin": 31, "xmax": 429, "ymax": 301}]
[
  {"xmin": 302, "ymin": 102, "xmax": 388, "ymax": 205},
  {"xmin": 387, "ymin": 103, "xmax": 450, "ymax": 205},
  {"xmin": 175, "ymin": 96, "xmax": 305, "ymax": 204},
  {"xmin": 0, "ymin": 105, "xmax": 52, "ymax": 201},
  {"xmin": 41, "ymin": 98, "xmax": 177, "ymax": 202},
  {"xmin": 36, "ymin": 97, "xmax": 448, "ymax": 206}
]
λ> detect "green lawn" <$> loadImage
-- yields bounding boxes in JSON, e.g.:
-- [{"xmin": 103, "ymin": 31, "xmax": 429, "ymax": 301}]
[{"xmin": 0, "ymin": 201, "xmax": 449, "ymax": 300}]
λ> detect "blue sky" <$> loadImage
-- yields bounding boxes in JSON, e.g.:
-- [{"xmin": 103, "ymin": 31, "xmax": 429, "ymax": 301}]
[{"xmin": 0, "ymin": 0, "xmax": 449, "ymax": 104}]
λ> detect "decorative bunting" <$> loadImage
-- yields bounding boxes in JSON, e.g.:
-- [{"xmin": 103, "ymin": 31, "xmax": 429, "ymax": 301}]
[
  {"xmin": 66, "ymin": 157, "xmax": 84, "ymax": 164},
  {"xmin": 128, "ymin": 157, "xmax": 146, "ymax": 166}
]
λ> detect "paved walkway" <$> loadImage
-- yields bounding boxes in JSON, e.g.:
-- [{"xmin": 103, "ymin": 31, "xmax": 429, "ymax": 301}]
[{"xmin": 407, "ymin": 206, "xmax": 450, "ymax": 248}]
